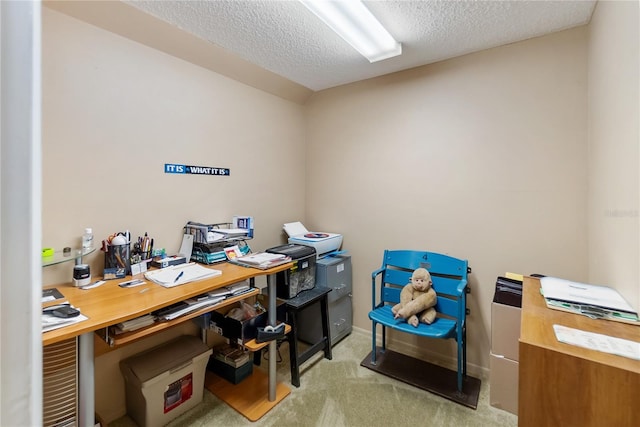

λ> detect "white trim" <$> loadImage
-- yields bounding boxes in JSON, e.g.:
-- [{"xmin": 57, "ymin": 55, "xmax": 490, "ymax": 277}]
[{"xmin": 0, "ymin": 1, "xmax": 43, "ymax": 425}]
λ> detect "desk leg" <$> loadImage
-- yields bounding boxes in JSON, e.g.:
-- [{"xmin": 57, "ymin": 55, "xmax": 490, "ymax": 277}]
[
  {"xmin": 78, "ymin": 332, "xmax": 94, "ymax": 427},
  {"xmin": 266, "ymin": 273, "xmax": 277, "ymax": 401}
]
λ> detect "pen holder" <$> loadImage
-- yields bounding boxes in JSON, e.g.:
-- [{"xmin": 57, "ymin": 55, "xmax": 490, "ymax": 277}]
[{"xmin": 104, "ymin": 243, "xmax": 131, "ymax": 276}]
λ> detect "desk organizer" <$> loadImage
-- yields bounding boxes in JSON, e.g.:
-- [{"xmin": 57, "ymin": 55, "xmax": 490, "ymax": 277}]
[
  {"xmin": 205, "ymin": 294, "xmax": 286, "ymax": 345},
  {"xmin": 185, "ymin": 221, "xmax": 253, "ymax": 265}
]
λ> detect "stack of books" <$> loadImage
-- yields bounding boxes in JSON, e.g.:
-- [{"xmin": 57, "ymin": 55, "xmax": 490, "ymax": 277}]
[
  {"xmin": 208, "ymin": 280, "xmax": 252, "ymax": 298},
  {"xmin": 153, "ymin": 293, "xmax": 227, "ymax": 321},
  {"xmin": 212, "ymin": 344, "xmax": 251, "ymax": 368},
  {"xmin": 230, "ymin": 252, "xmax": 292, "ymax": 270},
  {"xmin": 112, "ymin": 314, "xmax": 156, "ymax": 334}
]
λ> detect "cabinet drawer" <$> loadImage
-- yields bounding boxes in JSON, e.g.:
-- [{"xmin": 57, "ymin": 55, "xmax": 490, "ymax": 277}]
[
  {"xmin": 296, "ymin": 295, "xmax": 352, "ymax": 347},
  {"xmin": 316, "ymin": 256, "xmax": 352, "ymax": 304}
]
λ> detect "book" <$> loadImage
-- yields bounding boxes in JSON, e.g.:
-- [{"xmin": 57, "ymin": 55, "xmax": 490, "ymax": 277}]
[
  {"xmin": 224, "ymin": 245, "xmax": 243, "ymax": 260},
  {"xmin": 42, "ymin": 288, "xmax": 64, "ymax": 303}
]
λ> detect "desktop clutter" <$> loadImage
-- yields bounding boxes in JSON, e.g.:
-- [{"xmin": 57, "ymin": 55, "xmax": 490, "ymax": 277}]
[{"xmin": 42, "ymin": 218, "xmax": 351, "ymax": 426}]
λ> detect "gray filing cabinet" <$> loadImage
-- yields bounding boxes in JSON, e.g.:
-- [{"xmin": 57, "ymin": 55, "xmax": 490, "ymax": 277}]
[{"xmin": 297, "ymin": 255, "xmax": 352, "ymax": 347}]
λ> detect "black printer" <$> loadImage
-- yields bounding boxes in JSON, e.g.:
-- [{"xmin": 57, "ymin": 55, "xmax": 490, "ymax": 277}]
[{"xmin": 266, "ymin": 244, "xmax": 316, "ymax": 299}]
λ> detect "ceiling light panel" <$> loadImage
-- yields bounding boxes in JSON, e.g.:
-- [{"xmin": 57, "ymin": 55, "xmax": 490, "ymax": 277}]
[{"xmin": 299, "ymin": 0, "xmax": 402, "ymax": 62}]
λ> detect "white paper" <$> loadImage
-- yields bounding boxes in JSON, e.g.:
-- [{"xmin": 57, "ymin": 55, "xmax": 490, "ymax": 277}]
[
  {"xmin": 540, "ymin": 277, "xmax": 636, "ymax": 313},
  {"xmin": 42, "ymin": 311, "xmax": 89, "ymax": 333},
  {"xmin": 235, "ymin": 252, "xmax": 287, "ymax": 266},
  {"xmin": 158, "ymin": 296, "xmax": 226, "ymax": 320},
  {"xmin": 553, "ymin": 324, "xmax": 640, "ymax": 360},
  {"xmin": 144, "ymin": 263, "xmax": 221, "ymax": 287},
  {"xmin": 214, "ymin": 228, "xmax": 249, "ymax": 235},
  {"xmin": 283, "ymin": 221, "xmax": 308, "ymax": 237},
  {"xmin": 179, "ymin": 234, "xmax": 194, "ymax": 261}
]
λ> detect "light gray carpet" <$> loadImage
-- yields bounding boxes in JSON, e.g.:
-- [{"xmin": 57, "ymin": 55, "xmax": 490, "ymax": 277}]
[{"xmin": 111, "ymin": 330, "xmax": 518, "ymax": 427}]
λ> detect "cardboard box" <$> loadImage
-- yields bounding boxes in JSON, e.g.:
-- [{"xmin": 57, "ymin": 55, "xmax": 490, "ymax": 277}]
[
  {"xmin": 490, "ymin": 352, "xmax": 519, "ymax": 415},
  {"xmin": 120, "ymin": 335, "xmax": 212, "ymax": 427},
  {"xmin": 208, "ymin": 294, "xmax": 286, "ymax": 345},
  {"xmin": 491, "ymin": 301, "xmax": 522, "ymax": 361}
]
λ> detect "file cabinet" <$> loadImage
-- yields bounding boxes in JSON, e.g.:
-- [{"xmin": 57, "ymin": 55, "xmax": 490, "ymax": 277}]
[{"xmin": 297, "ymin": 255, "xmax": 352, "ymax": 346}]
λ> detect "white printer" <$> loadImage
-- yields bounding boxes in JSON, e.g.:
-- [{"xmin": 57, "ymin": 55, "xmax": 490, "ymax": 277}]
[{"xmin": 283, "ymin": 222, "xmax": 343, "ymax": 258}]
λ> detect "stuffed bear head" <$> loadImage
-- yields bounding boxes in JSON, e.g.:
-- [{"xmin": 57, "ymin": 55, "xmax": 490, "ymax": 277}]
[{"xmin": 411, "ymin": 268, "xmax": 432, "ymax": 292}]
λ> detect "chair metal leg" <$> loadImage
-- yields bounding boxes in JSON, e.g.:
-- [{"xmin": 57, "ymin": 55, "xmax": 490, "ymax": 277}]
[
  {"xmin": 381, "ymin": 325, "xmax": 386, "ymax": 351},
  {"xmin": 462, "ymin": 323, "xmax": 467, "ymax": 376},
  {"xmin": 371, "ymin": 321, "xmax": 377, "ymax": 364}
]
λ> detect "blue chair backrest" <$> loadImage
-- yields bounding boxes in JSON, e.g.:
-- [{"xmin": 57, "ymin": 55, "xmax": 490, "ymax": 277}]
[{"xmin": 378, "ymin": 250, "xmax": 467, "ymax": 319}]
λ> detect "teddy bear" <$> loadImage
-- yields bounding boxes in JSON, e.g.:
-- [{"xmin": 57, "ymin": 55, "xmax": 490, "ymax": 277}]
[{"xmin": 391, "ymin": 267, "xmax": 437, "ymax": 327}]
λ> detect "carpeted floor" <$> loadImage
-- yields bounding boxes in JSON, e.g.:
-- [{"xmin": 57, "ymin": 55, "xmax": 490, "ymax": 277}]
[{"xmin": 111, "ymin": 330, "xmax": 518, "ymax": 427}]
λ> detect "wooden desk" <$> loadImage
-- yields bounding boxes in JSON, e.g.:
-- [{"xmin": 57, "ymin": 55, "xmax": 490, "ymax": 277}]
[
  {"xmin": 518, "ymin": 277, "xmax": 640, "ymax": 427},
  {"xmin": 42, "ymin": 262, "xmax": 292, "ymax": 426}
]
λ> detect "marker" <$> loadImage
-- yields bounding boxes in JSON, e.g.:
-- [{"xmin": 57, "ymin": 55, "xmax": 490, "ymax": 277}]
[
  {"xmin": 80, "ymin": 280, "xmax": 106, "ymax": 290},
  {"xmin": 174, "ymin": 271, "xmax": 184, "ymax": 283},
  {"xmin": 119, "ymin": 279, "xmax": 146, "ymax": 288}
]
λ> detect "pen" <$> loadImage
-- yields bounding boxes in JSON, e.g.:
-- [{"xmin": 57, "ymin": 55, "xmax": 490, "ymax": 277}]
[{"xmin": 174, "ymin": 271, "xmax": 184, "ymax": 283}]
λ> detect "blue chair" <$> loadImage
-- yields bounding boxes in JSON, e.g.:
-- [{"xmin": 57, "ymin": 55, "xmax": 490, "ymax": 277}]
[{"xmin": 368, "ymin": 250, "xmax": 469, "ymax": 392}]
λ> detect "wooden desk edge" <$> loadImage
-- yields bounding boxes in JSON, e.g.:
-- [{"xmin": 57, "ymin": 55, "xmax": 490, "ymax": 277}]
[
  {"xmin": 520, "ymin": 276, "xmax": 640, "ymax": 373},
  {"xmin": 43, "ymin": 262, "xmax": 292, "ymax": 347}
]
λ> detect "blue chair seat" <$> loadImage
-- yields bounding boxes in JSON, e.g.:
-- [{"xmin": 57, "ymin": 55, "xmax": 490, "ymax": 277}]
[{"xmin": 368, "ymin": 305, "xmax": 456, "ymax": 339}]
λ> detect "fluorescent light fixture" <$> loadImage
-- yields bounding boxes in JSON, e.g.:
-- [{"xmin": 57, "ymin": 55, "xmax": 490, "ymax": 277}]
[{"xmin": 299, "ymin": 0, "xmax": 402, "ymax": 63}]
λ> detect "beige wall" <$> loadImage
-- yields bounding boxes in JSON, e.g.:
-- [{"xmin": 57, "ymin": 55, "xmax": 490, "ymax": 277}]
[
  {"xmin": 41, "ymin": 8, "xmax": 305, "ymax": 421},
  {"xmin": 587, "ymin": 0, "xmax": 639, "ymax": 310},
  {"xmin": 39, "ymin": 2, "xmax": 639, "ymax": 423},
  {"xmin": 42, "ymin": 8, "xmax": 305, "ymax": 286},
  {"xmin": 305, "ymin": 27, "xmax": 589, "ymax": 372}
]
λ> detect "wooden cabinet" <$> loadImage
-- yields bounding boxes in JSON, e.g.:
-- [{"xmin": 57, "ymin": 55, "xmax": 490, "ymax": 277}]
[{"xmin": 518, "ymin": 277, "xmax": 640, "ymax": 427}]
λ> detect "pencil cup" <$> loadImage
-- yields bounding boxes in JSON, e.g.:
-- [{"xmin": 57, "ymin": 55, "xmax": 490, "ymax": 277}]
[{"xmin": 104, "ymin": 244, "xmax": 131, "ymax": 276}]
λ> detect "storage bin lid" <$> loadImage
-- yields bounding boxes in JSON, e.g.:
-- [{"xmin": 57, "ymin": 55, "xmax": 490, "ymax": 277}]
[
  {"xmin": 120, "ymin": 335, "xmax": 210, "ymax": 385},
  {"xmin": 266, "ymin": 243, "xmax": 315, "ymax": 259}
]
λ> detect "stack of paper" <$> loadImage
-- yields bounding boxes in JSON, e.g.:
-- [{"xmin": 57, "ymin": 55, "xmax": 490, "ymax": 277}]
[
  {"xmin": 144, "ymin": 263, "xmax": 222, "ymax": 288},
  {"xmin": 113, "ymin": 314, "xmax": 156, "ymax": 334},
  {"xmin": 42, "ymin": 307, "xmax": 89, "ymax": 333},
  {"xmin": 553, "ymin": 324, "xmax": 640, "ymax": 360},
  {"xmin": 231, "ymin": 252, "xmax": 291, "ymax": 269},
  {"xmin": 214, "ymin": 228, "xmax": 249, "ymax": 238},
  {"xmin": 540, "ymin": 277, "xmax": 639, "ymax": 324},
  {"xmin": 154, "ymin": 294, "xmax": 226, "ymax": 321}
]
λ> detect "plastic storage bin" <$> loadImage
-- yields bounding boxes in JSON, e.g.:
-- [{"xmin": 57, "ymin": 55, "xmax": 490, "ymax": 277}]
[{"xmin": 119, "ymin": 335, "xmax": 212, "ymax": 427}]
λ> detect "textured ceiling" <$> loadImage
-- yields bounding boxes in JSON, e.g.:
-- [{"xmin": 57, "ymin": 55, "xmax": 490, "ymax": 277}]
[{"xmin": 125, "ymin": 0, "xmax": 596, "ymax": 91}]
